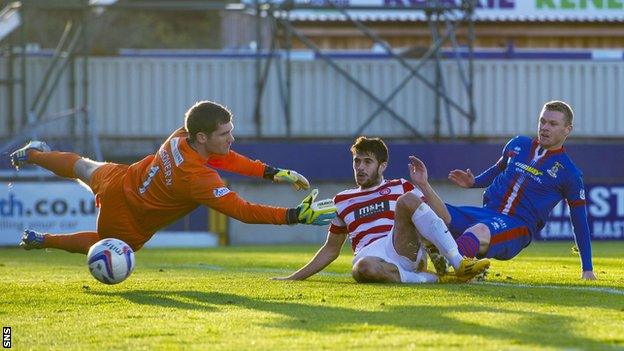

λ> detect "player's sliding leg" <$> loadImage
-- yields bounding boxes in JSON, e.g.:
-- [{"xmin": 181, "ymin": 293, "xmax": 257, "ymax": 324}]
[
  {"xmin": 393, "ymin": 193, "xmax": 462, "ymax": 269},
  {"xmin": 10, "ymin": 140, "xmax": 105, "ymax": 185},
  {"xmin": 394, "ymin": 193, "xmax": 490, "ymax": 282},
  {"xmin": 391, "ymin": 197, "xmax": 450, "ymax": 276},
  {"xmin": 455, "ymin": 223, "xmax": 491, "ymax": 257},
  {"xmin": 352, "ymin": 256, "xmax": 437, "ymax": 283},
  {"xmin": 20, "ymin": 229, "xmax": 100, "ymax": 254}
]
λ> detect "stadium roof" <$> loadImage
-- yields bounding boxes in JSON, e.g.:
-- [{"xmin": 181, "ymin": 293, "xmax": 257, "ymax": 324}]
[
  {"xmin": 257, "ymin": 0, "xmax": 624, "ymax": 22},
  {"xmin": 283, "ymin": 10, "xmax": 624, "ymax": 22}
]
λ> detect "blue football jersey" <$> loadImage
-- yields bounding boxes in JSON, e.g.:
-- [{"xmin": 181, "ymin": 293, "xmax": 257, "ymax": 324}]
[
  {"xmin": 473, "ymin": 136, "xmax": 593, "ymax": 270},
  {"xmin": 479, "ymin": 136, "xmax": 585, "ymax": 233}
]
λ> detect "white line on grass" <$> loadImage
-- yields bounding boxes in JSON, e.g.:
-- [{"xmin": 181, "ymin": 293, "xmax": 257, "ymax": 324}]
[
  {"xmin": 476, "ymin": 281, "xmax": 624, "ymax": 296},
  {"xmin": 169, "ymin": 264, "xmax": 624, "ymax": 295},
  {"xmin": 170, "ymin": 263, "xmax": 350, "ymax": 277}
]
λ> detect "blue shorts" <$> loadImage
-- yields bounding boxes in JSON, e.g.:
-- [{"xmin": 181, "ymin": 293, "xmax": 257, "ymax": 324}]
[{"xmin": 446, "ymin": 204, "xmax": 531, "ymax": 261}]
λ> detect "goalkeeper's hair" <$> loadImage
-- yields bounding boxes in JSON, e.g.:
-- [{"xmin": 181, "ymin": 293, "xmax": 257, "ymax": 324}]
[
  {"xmin": 350, "ymin": 136, "xmax": 388, "ymax": 163},
  {"xmin": 185, "ymin": 101, "xmax": 232, "ymax": 143},
  {"xmin": 542, "ymin": 100, "xmax": 574, "ymax": 126}
]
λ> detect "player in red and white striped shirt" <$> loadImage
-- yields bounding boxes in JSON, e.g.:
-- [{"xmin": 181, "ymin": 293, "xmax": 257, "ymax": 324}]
[{"xmin": 275, "ymin": 137, "xmax": 490, "ymax": 284}]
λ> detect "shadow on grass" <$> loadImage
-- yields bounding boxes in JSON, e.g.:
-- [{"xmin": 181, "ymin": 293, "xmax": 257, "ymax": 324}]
[
  {"xmin": 88, "ymin": 290, "xmax": 218, "ymax": 312},
  {"xmin": 89, "ymin": 289, "xmax": 619, "ymax": 350},
  {"xmin": 455, "ymin": 281, "xmax": 624, "ymax": 310}
]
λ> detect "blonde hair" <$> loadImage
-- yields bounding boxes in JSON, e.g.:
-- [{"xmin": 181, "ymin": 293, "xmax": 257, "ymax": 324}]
[{"xmin": 542, "ymin": 100, "xmax": 574, "ymax": 126}]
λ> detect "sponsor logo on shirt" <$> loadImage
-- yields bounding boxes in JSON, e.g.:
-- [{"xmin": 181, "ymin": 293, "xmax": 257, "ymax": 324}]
[
  {"xmin": 354, "ymin": 200, "xmax": 389, "ymax": 220},
  {"xmin": 579, "ymin": 189, "xmax": 585, "ymax": 200},
  {"xmin": 514, "ymin": 162, "xmax": 543, "ymax": 176},
  {"xmin": 213, "ymin": 187, "xmax": 231, "ymax": 198}
]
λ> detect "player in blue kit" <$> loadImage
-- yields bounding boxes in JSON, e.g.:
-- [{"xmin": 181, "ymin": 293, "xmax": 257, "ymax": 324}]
[{"xmin": 447, "ymin": 100, "xmax": 596, "ymax": 280}]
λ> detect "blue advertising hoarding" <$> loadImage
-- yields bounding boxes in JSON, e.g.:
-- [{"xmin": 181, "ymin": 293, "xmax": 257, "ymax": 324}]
[{"xmin": 540, "ymin": 184, "xmax": 624, "ymax": 241}]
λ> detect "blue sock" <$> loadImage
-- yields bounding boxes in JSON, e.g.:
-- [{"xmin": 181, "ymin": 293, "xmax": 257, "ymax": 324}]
[{"xmin": 455, "ymin": 231, "xmax": 480, "ymax": 257}]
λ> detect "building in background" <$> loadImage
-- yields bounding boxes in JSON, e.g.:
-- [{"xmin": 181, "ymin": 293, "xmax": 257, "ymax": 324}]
[{"xmin": 222, "ymin": 1, "xmax": 624, "ymax": 50}]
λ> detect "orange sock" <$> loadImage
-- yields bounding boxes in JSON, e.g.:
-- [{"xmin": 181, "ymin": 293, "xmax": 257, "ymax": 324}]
[
  {"xmin": 43, "ymin": 231, "xmax": 100, "ymax": 254},
  {"xmin": 28, "ymin": 150, "xmax": 81, "ymax": 179}
]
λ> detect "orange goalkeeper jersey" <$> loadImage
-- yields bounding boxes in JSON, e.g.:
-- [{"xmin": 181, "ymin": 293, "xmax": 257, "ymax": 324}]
[{"xmin": 121, "ymin": 128, "xmax": 288, "ymax": 235}]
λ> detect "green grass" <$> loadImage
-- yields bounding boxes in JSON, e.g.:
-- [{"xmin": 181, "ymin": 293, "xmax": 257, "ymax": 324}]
[{"xmin": 1, "ymin": 242, "xmax": 623, "ymax": 350}]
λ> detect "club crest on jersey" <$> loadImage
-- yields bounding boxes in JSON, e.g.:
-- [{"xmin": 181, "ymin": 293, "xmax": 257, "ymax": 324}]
[
  {"xmin": 379, "ymin": 188, "xmax": 391, "ymax": 195},
  {"xmin": 547, "ymin": 162, "xmax": 564, "ymax": 178},
  {"xmin": 507, "ymin": 150, "xmax": 519, "ymax": 158},
  {"xmin": 354, "ymin": 200, "xmax": 389, "ymax": 220},
  {"xmin": 213, "ymin": 187, "xmax": 230, "ymax": 198}
]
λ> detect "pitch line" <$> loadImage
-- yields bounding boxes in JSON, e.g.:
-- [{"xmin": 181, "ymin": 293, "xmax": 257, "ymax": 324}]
[
  {"xmin": 174, "ymin": 263, "xmax": 350, "ymax": 276},
  {"xmin": 477, "ymin": 281, "xmax": 624, "ymax": 296},
  {"xmin": 176, "ymin": 264, "xmax": 624, "ymax": 295}
]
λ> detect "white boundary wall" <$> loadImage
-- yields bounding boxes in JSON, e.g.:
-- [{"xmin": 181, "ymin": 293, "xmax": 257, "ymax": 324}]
[{"xmin": 1, "ymin": 57, "xmax": 622, "ymax": 139}]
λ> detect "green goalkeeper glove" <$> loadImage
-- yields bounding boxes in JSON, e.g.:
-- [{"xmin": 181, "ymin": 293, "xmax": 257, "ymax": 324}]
[
  {"xmin": 272, "ymin": 169, "xmax": 310, "ymax": 191},
  {"xmin": 286, "ymin": 189, "xmax": 337, "ymax": 225}
]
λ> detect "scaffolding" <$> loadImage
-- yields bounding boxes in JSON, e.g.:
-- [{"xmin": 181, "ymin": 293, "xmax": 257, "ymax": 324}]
[
  {"xmin": 0, "ymin": 0, "xmax": 229, "ymax": 160},
  {"xmin": 245, "ymin": 0, "xmax": 478, "ymax": 141},
  {"xmin": 0, "ymin": 0, "xmax": 101, "ymax": 161},
  {"xmin": 1, "ymin": 0, "xmax": 479, "ymax": 146}
]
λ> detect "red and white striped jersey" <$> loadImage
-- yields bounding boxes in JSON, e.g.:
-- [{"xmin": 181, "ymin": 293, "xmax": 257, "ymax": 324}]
[{"xmin": 329, "ymin": 178, "xmax": 424, "ymax": 255}]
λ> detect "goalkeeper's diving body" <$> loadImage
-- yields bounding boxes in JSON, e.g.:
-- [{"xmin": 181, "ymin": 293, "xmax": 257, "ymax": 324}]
[
  {"xmin": 275, "ymin": 137, "xmax": 490, "ymax": 284},
  {"xmin": 11, "ymin": 101, "xmax": 337, "ymax": 254}
]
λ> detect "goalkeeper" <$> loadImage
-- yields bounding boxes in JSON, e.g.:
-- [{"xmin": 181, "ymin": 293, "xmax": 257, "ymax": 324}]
[{"xmin": 12, "ymin": 101, "xmax": 336, "ymax": 254}]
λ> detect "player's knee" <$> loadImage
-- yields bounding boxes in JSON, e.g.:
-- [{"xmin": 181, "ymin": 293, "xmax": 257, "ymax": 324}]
[
  {"xmin": 352, "ymin": 256, "xmax": 384, "ymax": 283},
  {"xmin": 396, "ymin": 193, "xmax": 422, "ymax": 215},
  {"xmin": 74, "ymin": 158, "xmax": 103, "ymax": 184},
  {"xmin": 466, "ymin": 223, "xmax": 491, "ymax": 244}
]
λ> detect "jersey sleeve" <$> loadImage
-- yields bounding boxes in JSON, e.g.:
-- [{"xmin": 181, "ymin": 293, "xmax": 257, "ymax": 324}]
[
  {"xmin": 473, "ymin": 137, "xmax": 514, "ymax": 188},
  {"xmin": 189, "ymin": 174, "xmax": 288, "ymax": 225},
  {"xmin": 564, "ymin": 172, "xmax": 593, "ymax": 271},
  {"xmin": 401, "ymin": 178, "xmax": 426, "ymax": 201},
  {"xmin": 329, "ymin": 216, "xmax": 348, "ymax": 235},
  {"xmin": 206, "ymin": 150, "xmax": 267, "ymax": 178},
  {"xmin": 401, "ymin": 179, "xmax": 415, "ymax": 193}
]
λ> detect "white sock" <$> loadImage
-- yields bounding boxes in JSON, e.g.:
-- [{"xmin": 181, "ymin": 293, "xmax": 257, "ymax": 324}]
[
  {"xmin": 399, "ymin": 270, "xmax": 438, "ymax": 284},
  {"xmin": 411, "ymin": 203, "xmax": 463, "ymax": 270}
]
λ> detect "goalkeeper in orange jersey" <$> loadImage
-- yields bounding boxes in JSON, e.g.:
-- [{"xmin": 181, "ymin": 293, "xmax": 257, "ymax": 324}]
[{"xmin": 11, "ymin": 101, "xmax": 336, "ymax": 254}]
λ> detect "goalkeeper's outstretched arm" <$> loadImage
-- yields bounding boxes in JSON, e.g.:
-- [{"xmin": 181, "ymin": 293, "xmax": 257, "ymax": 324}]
[
  {"xmin": 273, "ymin": 232, "xmax": 347, "ymax": 281},
  {"xmin": 263, "ymin": 166, "xmax": 310, "ymax": 191},
  {"xmin": 204, "ymin": 150, "xmax": 309, "ymax": 190}
]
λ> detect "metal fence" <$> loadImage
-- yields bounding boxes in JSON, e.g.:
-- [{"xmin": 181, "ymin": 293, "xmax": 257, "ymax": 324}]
[{"xmin": 1, "ymin": 56, "xmax": 622, "ymax": 140}]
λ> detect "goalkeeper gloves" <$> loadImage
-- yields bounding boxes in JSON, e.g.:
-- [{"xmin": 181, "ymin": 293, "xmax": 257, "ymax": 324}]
[
  {"xmin": 264, "ymin": 166, "xmax": 310, "ymax": 191},
  {"xmin": 286, "ymin": 189, "xmax": 337, "ymax": 226}
]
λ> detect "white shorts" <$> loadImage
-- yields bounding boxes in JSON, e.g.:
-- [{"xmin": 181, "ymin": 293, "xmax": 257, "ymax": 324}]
[{"xmin": 352, "ymin": 233, "xmax": 426, "ymax": 279}]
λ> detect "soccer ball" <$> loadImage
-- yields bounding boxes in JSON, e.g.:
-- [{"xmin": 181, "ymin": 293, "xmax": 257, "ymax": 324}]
[{"xmin": 87, "ymin": 238, "xmax": 135, "ymax": 284}]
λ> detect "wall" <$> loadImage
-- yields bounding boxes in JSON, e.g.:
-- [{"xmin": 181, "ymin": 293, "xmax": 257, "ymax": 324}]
[{"xmin": 1, "ymin": 57, "xmax": 622, "ymax": 144}]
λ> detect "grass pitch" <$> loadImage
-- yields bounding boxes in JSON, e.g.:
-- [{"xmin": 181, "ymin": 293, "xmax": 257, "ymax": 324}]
[{"xmin": 1, "ymin": 242, "xmax": 623, "ymax": 350}]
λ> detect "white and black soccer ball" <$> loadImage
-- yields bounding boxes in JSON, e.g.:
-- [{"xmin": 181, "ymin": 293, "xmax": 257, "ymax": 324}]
[{"xmin": 87, "ymin": 238, "xmax": 135, "ymax": 285}]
